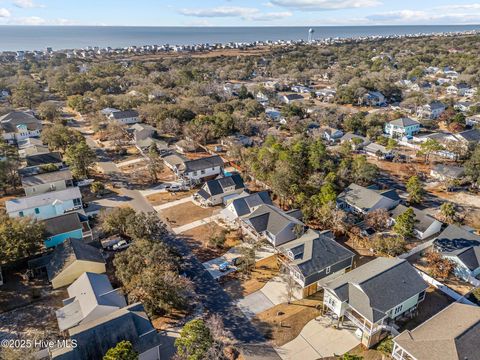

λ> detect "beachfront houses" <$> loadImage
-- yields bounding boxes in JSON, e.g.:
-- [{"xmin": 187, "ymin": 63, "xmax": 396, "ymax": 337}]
[
  {"xmin": 392, "ymin": 302, "xmax": 480, "ymax": 360},
  {"xmin": 321, "ymin": 257, "xmax": 428, "ymax": 348},
  {"xmin": 5, "ymin": 187, "xmax": 84, "ymax": 220},
  {"xmin": 384, "ymin": 118, "xmax": 421, "ymax": 139},
  {"xmin": 0, "ymin": 110, "xmax": 42, "ymax": 144}
]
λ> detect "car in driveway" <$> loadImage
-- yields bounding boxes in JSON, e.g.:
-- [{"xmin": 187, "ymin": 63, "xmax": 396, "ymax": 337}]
[
  {"xmin": 166, "ymin": 183, "xmax": 189, "ymax": 192},
  {"xmin": 219, "ymin": 261, "xmax": 230, "ymax": 272}
]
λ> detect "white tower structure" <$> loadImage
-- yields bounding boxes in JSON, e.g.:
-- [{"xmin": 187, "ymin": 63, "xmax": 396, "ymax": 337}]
[{"xmin": 308, "ymin": 28, "xmax": 315, "ymax": 43}]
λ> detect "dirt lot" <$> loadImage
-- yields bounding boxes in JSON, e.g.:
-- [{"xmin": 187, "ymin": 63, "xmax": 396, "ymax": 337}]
[
  {"xmin": 179, "ymin": 223, "xmax": 240, "ymax": 262},
  {"xmin": 146, "ymin": 190, "xmax": 196, "ymax": 206},
  {"xmin": 252, "ymin": 296, "xmax": 322, "ymax": 346},
  {"xmin": 161, "ymin": 201, "xmax": 218, "ymax": 227},
  {"xmin": 347, "ymin": 345, "xmax": 387, "ymax": 360},
  {"xmin": 223, "ymin": 255, "xmax": 280, "ymax": 300}
]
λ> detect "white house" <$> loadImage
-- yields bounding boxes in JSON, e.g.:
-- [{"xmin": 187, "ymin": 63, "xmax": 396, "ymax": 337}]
[
  {"xmin": 337, "ymin": 184, "xmax": 401, "ymax": 215},
  {"xmin": 193, "ymin": 174, "xmax": 245, "ymax": 206},
  {"xmin": 221, "ymin": 191, "xmax": 272, "ymax": 223},
  {"xmin": 390, "ymin": 205, "xmax": 443, "ymax": 240},
  {"xmin": 416, "ymin": 101, "xmax": 446, "ymax": 119},
  {"xmin": 360, "ymin": 91, "xmax": 386, "ymax": 106},
  {"xmin": 384, "ymin": 118, "xmax": 421, "ymax": 138},
  {"xmin": 5, "ymin": 187, "xmax": 84, "ymax": 220},
  {"xmin": 321, "ymin": 257, "xmax": 428, "ymax": 348},
  {"xmin": 280, "ymin": 93, "xmax": 305, "ymax": 104},
  {"xmin": 0, "ymin": 111, "xmax": 42, "ymax": 143},
  {"xmin": 108, "ymin": 109, "xmax": 140, "ymax": 124},
  {"xmin": 169, "ymin": 155, "xmax": 224, "ymax": 184},
  {"xmin": 447, "ymin": 83, "xmax": 471, "ymax": 96},
  {"xmin": 466, "ymin": 114, "xmax": 480, "ymax": 127}
]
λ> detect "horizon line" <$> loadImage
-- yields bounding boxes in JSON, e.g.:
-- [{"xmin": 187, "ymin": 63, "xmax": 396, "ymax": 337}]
[{"xmin": 0, "ymin": 24, "xmax": 480, "ymax": 28}]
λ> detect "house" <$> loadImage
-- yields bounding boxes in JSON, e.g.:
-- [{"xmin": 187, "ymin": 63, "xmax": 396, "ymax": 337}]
[
  {"xmin": 221, "ymin": 191, "xmax": 272, "ymax": 223},
  {"xmin": 194, "ymin": 174, "xmax": 245, "ymax": 206},
  {"xmin": 384, "ymin": 118, "xmax": 421, "ymax": 139},
  {"xmin": 340, "ymin": 133, "xmax": 370, "ymax": 149},
  {"xmin": 265, "ymin": 107, "xmax": 284, "ymax": 122},
  {"xmin": 392, "ymin": 302, "xmax": 480, "ymax": 360},
  {"xmin": 51, "ymin": 302, "xmax": 161, "ymax": 360},
  {"xmin": 434, "ymin": 224, "xmax": 480, "ymax": 284},
  {"xmin": 453, "ymin": 101, "xmax": 475, "ymax": 112},
  {"xmin": 390, "ymin": 205, "xmax": 443, "ymax": 240},
  {"xmin": 430, "ymin": 164, "xmax": 465, "ymax": 182},
  {"xmin": 321, "ymin": 257, "xmax": 428, "ymax": 348},
  {"xmin": 280, "ymin": 93, "xmax": 305, "ymax": 104},
  {"xmin": 411, "ymin": 82, "xmax": 432, "ymax": 92},
  {"xmin": 315, "ymin": 126, "xmax": 344, "ymax": 142},
  {"xmin": 55, "ymin": 272, "xmax": 126, "ymax": 331},
  {"xmin": 43, "ymin": 212, "xmax": 92, "ymax": 248},
  {"xmin": 278, "ymin": 230, "xmax": 355, "ymax": 298},
  {"xmin": 455, "ymin": 128, "xmax": 480, "ymax": 145},
  {"xmin": 221, "ymin": 134, "xmax": 253, "ymax": 148},
  {"xmin": 34, "ymin": 238, "xmax": 105, "ymax": 289},
  {"xmin": 175, "ymin": 155, "xmax": 224, "ymax": 184},
  {"xmin": 0, "ymin": 89, "xmax": 10, "ymax": 101},
  {"xmin": 315, "ymin": 88, "xmax": 336, "ymax": 102},
  {"xmin": 5, "ymin": 187, "xmax": 83, "ymax": 220},
  {"xmin": 241, "ymin": 204, "xmax": 304, "ymax": 247},
  {"xmin": 130, "ymin": 123, "xmax": 156, "ymax": 142},
  {"xmin": 337, "ymin": 184, "xmax": 401, "ymax": 215},
  {"xmin": 175, "ymin": 139, "xmax": 199, "ymax": 154},
  {"xmin": 291, "ymin": 85, "xmax": 312, "ymax": 93},
  {"xmin": 107, "ymin": 109, "xmax": 140, "ymax": 124},
  {"xmin": 364, "ymin": 143, "xmax": 393, "ymax": 160},
  {"xmin": 21, "ymin": 169, "xmax": 73, "ymax": 197},
  {"xmin": 466, "ymin": 114, "xmax": 480, "ymax": 127},
  {"xmin": 135, "ymin": 137, "xmax": 168, "ymax": 155},
  {"xmin": 447, "ymin": 83, "xmax": 471, "ymax": 96},
  {"xmin": 22, "ymin": 151, "xmax": 64, "ymax": 176},
  {"xmin": 360, "ymin": 91, "xmax": 386, "ymax": 106},
  {"xmin": 0, "ymin": 111, "xmax": 42, "ymax": 143},
  {"xmin": 417, "ymin": 101, "xmax": 446, "ymax": 119}
]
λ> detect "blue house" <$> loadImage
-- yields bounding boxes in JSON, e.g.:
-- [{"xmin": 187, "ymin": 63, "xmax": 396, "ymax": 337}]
[
  {"xmin": 43, "ymin": 212, "xmax": 92, "ymax": 248},
  {"xmin": 385, "ymin": 117, "xmax": 421, "ymax": 139}
]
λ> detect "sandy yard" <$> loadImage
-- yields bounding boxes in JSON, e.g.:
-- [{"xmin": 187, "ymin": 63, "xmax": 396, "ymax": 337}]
[
  {"xmin": 178, "ymin": 224, "xmax": 240, "ymax": 262},
  {"xmin": 161, "ymin": 201, "xmax": 217, "ymax": 227},
  {"xmin": 146, "ymin": 190, "xmax": 196, "ymax": 206},
  {"xmin": 223, "ymin": 255, "xmax": 280, "ymax": 300},
  {"xmin": 252, "ymin": 296, "xmax": 322, "ymax": 346}
]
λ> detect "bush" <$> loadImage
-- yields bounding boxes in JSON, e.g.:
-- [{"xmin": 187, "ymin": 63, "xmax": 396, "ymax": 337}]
[{"xmin": 376, "ymin": 336, "xmax": 394, "ymax": 354}]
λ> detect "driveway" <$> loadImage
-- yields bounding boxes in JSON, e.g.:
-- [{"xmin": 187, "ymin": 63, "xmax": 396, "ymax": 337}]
[
  {"xmin": 261, "ymin": 276, "xmax": 302, "ymax": 305},
  {"xmin": 237, "ymin": 291, "xmax": 275, "ymax": 319},
  {"xmin": 276, "ymin": 317, "xmax": 359, "ymax": 360}
]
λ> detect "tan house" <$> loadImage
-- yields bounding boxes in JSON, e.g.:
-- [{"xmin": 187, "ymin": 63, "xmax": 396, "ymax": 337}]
[{"xmin": 47, "ymin": 238, "xmax": 106, "ymax": 289}]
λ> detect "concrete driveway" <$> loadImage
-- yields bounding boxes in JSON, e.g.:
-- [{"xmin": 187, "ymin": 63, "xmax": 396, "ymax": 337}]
[
  {"xmin": 276, "ymin": 317, "xmax": 359, "ymax": 360},
  {"xmin": 261, "ymin": 276, "xmax": 302, "ymax": 305},
  {"xmin": 237, "ymin": 291, "xmax": 275, "ymax": 319}
]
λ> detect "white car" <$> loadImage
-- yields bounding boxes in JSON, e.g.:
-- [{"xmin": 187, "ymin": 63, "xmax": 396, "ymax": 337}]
[{"xmin": 112, "ymin": 240, "xmax": 130, "ymax": 251}]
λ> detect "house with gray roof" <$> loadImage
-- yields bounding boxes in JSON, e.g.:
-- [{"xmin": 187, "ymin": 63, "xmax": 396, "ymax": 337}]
[
  {"xmin": 278, "ymin": 230, "xmax": 355, "ymax": 298},
  {"xmin": 340, "ymin": 133, "xmax": 370, "ymax": 149},
  {"xmin": 390, "ymin": 205, "xmax": 443, "ymax": 240},
  {"xmin": 221, "ymin": 191, "xmax": 272, "ymax": 222},
  {"xmin": 364, "ymin": 142, "xmax": 393, "ymax": 160},
  {"xmin": 385, "ymin": 117, "xmax": 421, "ymax": 139},
  {"xmin": 194, "ymin": 173, "xmax": 245, "ymax": 206},
  {"xmin": 107, "ymin": 109, "xmax": 139, "ymax": 124},
  {"xmin": 241, "ymin": 204, "xmax": 304, "ymax": 246},
  {"xmin": 43, "ymin": 212, "xmax": 92, "ymax": 248},
  {"xmin": 417, "ymin": 101, "xmax": 446, "ymax": 119},
  {"xmin": 167, "ymin": 154, "xmax": 224, "ymax": 184},
  {"xmin": 321, "ymin": 257, "xmax": 428, "ymax": 348},
  {"xmin": 0, "ymin": 110, "xmax": 42, "ymax": 143},
  {"xmin": 392, "ymin": 302, "xmax": 480, "ymax": 360},
  {"xmin": 434, "ymin": 224, "xmax": 480, "ymax": 284},
  {"xmin": 21, "ymin": 168, "xmax": 73, "ymax": 197},
  {"xmin": 56, "ymin": 272, "xmax": 126, "ymax": 331},
  {"xmin": 430, "ymin": 164, "xmax": 465, "ymax": 182},
  {"xmin": 337, "ymin": 183, "xmax": 401, "ymax": 215}
]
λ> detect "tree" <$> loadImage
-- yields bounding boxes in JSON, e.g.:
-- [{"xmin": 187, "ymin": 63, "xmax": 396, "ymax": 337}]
[
  {"xmin": 426, "ymin": 252, "xmax": 454, "ymax": 279},
  {"xmin": 406, "ymin": 176, "xmax": 424, "ymax": 204},
  {"xmin": 91, "ymin": 181, "xmax": 105, "ymax": 195},
  {"xmin": 41, "ymin": 124, "xmax": 84, "ymax": 152},
  {"xmin": 11, "ymin": 78, "xmax": 41, "ymax": 108},
  {"xmin": 64, "ymin": 141, "xmax": 96, "ymax": 178},
  {"xmin": 0, "ymin": 143, "xmax": 20, "ymax": 193},
  {"xmin": 237, "ymin": 245, "xmax": 256, "ymax": 277},
  {"xmin": 351, "ymin": 156, "xmax": 378, "ymax": 185},
  {"xmin": 114, "ymin": 238, "xmax": 192, "ymax": 316},
  {"xmin": 365, "ymin": 209, "xmax": 390, "ymax": 231},
  {"xmin": 371, "ymin": 234, "xmax": 406, "ymax": 256},
  {"xmin": 0, "ymin": 215, "xmax": 45, "ymax": 265},
  {"xmin": 439, "ymin": 202, "xmax": 456, "ymax": 224},
  {"xmin": 103, "ymin": 341, "xmax": 138, "ymax": 360},
  {"xmin": 393, "ymin": 208, "xmax": 416, "ymax": 238},
  {"xmin": 100, "ymin": 207, "xmax": 137, "ymax": 237},
  {"xmin": 175, "ymin": 319, "xmax": 213, "ymax": 360},
  {"xmin": 37, "ymin": 101, "xmax": 61, "ymax": 122},
  {"xmin": 465, "ymin": 145, "xmax": 480, "ymax": 186},
  {"xmin": 147, "ymin": 144, "xmax": 164, "ymax": 183},
  {"xmin": 418, "ymin": 139, "xmax": 443, "ymax": 163},
  {"xmin": 340, "ymin": 354, "xmax": 363, "ymax": 360}
]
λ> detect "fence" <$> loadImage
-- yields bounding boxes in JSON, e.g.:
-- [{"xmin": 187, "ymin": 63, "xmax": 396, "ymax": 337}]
[{"xmin": 398, "ymin": 239, "xmax": 435, "ymax": 259}]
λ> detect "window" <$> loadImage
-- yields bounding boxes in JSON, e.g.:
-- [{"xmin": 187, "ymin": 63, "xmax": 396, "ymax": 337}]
[
  {"xmin": 393, "ymin": 304, "xmax": 403, "ymax": 315},
  {"xmin": 34, "ymin": 208, "xmax": 40, "ymax": 214},
  {"xmin": 328, "ymin": 297, "xmax": 336, "ymax": 308},
  {"xmin": 325, "ymin": 266, "xmax": 331, "ymax": 275},
  {"xmin": 212, "ymin": 167, "xmax": 215, "ymax": 170},
  {"xmin": 19, "ymin": 211, "xmax": 24, "ymax": 217},
  {"xmin": 73, "ymin": 198, "xmax": 81, "ymax": 206},
  {"xmin": 201, "ymin": 169, "xmax": 205, "ymax": 175},
  {"xmin": 193, "ymin": 171, "xmax": 197, "ymax": 176},
  {"xmin": 418, "ymin": 290, "xmax": 426, "ymax": 302}
]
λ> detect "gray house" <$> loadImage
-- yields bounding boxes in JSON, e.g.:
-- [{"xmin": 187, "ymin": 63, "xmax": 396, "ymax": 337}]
[
  {"xmin": 194, "ymin": 173, "xmax": 245, "ymax": 206},
  {"xmin": 221, "ymin": 191, "xmax": 272, "ymax": 223},
  {"xmin": 392, "ymin": 302, "xmax": 480, "ymax": 360},
  {"xmin": 390, "ymin": 205, "xmax": 443, "ymax": 240},
  {"xmin": 21, "ymin": 169, "xmax": 74, "ymax": 197},
  {"xmin": 434, "ymin": 224, "xmax": 480, "ymax": 284},
  {"xmin": 322, "ymin": 257, "xmax": 428, "ymax": 348},
  {"xmin": 278, "ymin": 230, "xmax": 355, "ymax": 298},
  {"xmin": 337, "ymin": 184, "xmax": 401, "ymax": 215}
]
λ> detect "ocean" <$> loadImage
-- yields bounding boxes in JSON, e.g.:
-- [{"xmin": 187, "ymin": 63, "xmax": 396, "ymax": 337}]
[{"xmin": 0, "ymin": 25, "xmax": 479, "ymax": 52}]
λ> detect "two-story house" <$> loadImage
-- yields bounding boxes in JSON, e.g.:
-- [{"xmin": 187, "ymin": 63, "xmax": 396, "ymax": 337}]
[
  {"xmin": 392, "ymin": 302, "xmax": 480, "ymax": 360},
  {"xmin": 108, "ymin": 109, "xmax": 140, "ymax": 124},
  {"xmin": 5, "ymin": 187, "xmax": 84, "ymax": 220},
  {"xmin": 277, "ymin": 230, "xmax": 355, "ymax": 298},
  {"xmin": 221, "ymin": 191, "xmax": 272, "ymax": 223},
  {"xmin": 360, "ymin": 91, "xmax": 386, "ymax": 106},
  {"xmin": 43, "ymin": 212, "xmax": 92, "ymax": 248},
  {"xmin": 337, "ymin": 184, "xmax": 401, "ymax": 215},
  {"xmin": 176, "ymin": 155, "xmax": 224, "ymax": 184},
  {"xmin": 390, "ymin": 205, "xmax": 443, "ymax": 240},
  {"xmin": 434, "ymin": 224, "xmax": 480, "ymax": 285},
  {"xmin": 194, "ymin": 173, "xmax": 245, "ymax": 206},
  {"xmin": 0, "ymin": 110, "xmax": 42, "ymax": 144},
  {"xmin": 321, "ymin": 257, "xmax": 428, "ymax": 348},
  {"xmin": 21, "ymin": 169, "xmax": 74, "ymax": 197},
  {"xmin": 416, "ymin": 101, "xmax": 446, "ymax": 119},
  {"xmin": 384, "ymin": 118, "xmax": 421, "ymax": 139}
]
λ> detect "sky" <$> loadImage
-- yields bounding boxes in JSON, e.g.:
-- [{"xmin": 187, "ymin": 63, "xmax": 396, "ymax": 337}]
[{"xmin": 1, "ymin": 0, "xmax": 480, "ymax": 26}]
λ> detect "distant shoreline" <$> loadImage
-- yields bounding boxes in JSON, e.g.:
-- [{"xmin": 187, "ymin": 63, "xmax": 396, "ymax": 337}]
[{"xmin": 0, "ymin": 25, "xmax": 479, "ymax": 53}]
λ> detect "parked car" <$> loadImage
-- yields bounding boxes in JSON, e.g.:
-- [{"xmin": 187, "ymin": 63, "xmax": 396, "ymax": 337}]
[
  {"xmin": 166, "ymin": 183, "xmax": 188, "ymax": 192},
  {"xmin": 112, "ymin": 240, "xmax": 130, "ymax": 251},
  {"xmin": 219, "ymin": 261, "xmax": 230, "ymax": 272}
]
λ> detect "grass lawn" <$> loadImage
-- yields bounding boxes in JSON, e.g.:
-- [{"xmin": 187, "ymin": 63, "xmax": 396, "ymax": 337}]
[
  {"xmin": 179, "ymin": 223, "xmax": 240, "ymax": 262},
  {"xmin": 146, "ymin": 190, "xmax": 196, "ymax": 206},
  {"xmin": 161, "ymin": 202, "xmax": 217, "ymax": 227},
  {"xmin": 252, "ymin": 297, "xmax": 322, "ymax": 346},
  {"xmin": 222, "ymin": 255, "xmax": 280, "ymax": 300}
]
